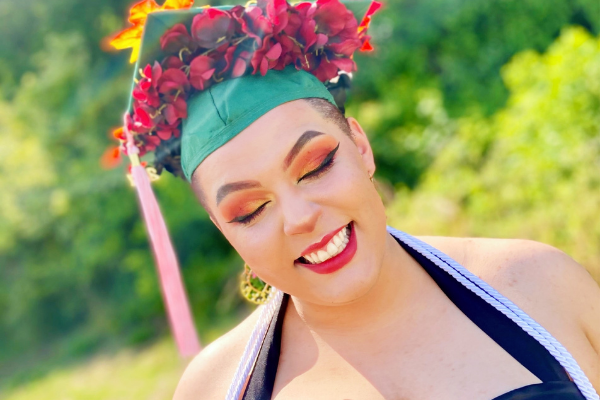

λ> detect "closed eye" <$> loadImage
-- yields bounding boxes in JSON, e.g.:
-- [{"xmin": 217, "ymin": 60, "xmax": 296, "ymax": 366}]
[
  {"xmin": 298, "ymin": 143, "xmax": 339, "ymax": 183},
  {"xmin": 228, "ymin": 201, "xmax": 271, "ymax": 225}
]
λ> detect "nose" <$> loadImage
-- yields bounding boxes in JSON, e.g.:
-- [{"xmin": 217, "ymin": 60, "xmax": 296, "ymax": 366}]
[{"xmin": 281, "ymin": 192, "xmax": 321, "ymax": 237}]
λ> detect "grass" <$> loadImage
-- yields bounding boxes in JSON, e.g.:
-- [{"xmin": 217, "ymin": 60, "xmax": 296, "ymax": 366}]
[{"xmin": 0, "ymin": 340, "xmax": 187, "ymax": 400}]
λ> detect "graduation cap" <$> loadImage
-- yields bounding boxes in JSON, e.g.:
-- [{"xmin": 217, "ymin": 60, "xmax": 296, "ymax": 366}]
[{"xmin": 105, "ymin": 0, "xmax": 381, "ymax": 357}]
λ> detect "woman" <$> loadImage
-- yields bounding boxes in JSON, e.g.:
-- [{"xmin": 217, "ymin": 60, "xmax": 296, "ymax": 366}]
[
  {"xmin": 175, "ymin": 93, "xmax": 600, "ymax": 400},
  {"xmin": 107, "ymin": 0, "xmax": 600, "ymax": 398}
]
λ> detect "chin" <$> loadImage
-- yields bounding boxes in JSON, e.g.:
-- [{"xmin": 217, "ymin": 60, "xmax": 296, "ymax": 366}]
[
  {"xmin": 313, "ymin": 271, "xmax": 382, "ymax": 306},
  {"xmin": 293, "ymin": 226, "xmax": 387, "ymax": 306}
]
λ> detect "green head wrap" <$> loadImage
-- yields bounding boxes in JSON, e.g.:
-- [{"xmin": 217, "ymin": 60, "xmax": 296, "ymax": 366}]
[{"xmin": 181, "ymin": 67, "xmax": 336, "ymax": 180}]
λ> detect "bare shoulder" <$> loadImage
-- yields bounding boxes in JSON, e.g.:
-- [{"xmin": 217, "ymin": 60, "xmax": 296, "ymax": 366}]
[
  {"xmin": 416, "ymin": 235, "xmax": 600, "ymax": 388},
  {"xmin": 173, "ymin": 307, "xmax": 261, "ymax": 400}
]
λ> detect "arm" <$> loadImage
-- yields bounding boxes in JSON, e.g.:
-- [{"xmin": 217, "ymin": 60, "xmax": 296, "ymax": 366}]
[{"xmin": 174, "ymin": 308, "xmax": 261, "ymax": 400}]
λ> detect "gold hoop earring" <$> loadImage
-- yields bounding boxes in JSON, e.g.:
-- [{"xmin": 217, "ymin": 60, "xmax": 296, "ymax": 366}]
[{"xmin": 240, "ymin": 264, "xmax": 273, "ymax": 305}]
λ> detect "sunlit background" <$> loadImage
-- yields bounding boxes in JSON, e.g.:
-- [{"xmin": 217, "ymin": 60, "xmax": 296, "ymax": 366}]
[{"xmin": 0, "ymin": 0, "xmax": 598, "ymax": 398}]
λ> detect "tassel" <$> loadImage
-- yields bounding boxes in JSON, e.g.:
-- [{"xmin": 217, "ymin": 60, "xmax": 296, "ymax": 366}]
[{"xmin": 124, "ymin": 115, "xmax": 201, "ymax": 357}]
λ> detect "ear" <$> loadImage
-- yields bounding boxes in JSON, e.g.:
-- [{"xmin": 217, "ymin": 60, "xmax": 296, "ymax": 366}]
[{"xmin": 346, "ymin": 117, "xmax": 376, "ymax": 178}]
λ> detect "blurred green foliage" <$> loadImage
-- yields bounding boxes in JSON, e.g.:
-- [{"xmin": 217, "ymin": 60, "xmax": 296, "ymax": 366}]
[
  {"xmin": 0, "ymin": 0, "xmax": 598, "ymax": 392},
  {"xmin": 388, "ymin": 26, "xmax": 600, "ymax": 282}
]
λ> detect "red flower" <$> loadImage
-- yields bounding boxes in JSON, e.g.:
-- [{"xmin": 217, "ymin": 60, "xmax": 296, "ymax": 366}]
[
  {"xmin": 232, "ymin": 51, "xmax": 252, "ymax": 78},
  {"xmin": 140, "ymin": 134, "xmax": 162, "ymax": 154},
  {"xmin": 251, "ymin": 41, "xmax": 282, "ymax": 75},
  {"xmin": 162, "ymin": 55, "xmax": 185, "ymax": 69},
  {"xmin": 233, "ymin": 6, "xmax": 273, "ymax": 47},
  {"xmin": 163, "ymin": 97, "xmax": 188, "ymax": 125},
  {"xmin": 314, "ymin": 0, "xmax": 353, "ymax": 37},
  {"xmin": 157, "ymin": 68, "xmax": 190, "ymax": 103},
  {"xmin": 189, "ymin": 55, "xmax": 216, "ymax": 90},
  {"xmin": 191, "ymin": 8, "xmax": 234, "ymax": 49},
  {"xmin": 325, "ymin": 18, "xmax": 361, "ymax": 56},
  {"xmin": 156, "ymin": 121, "xmax": 181, "ymax": 140},
  {"xmin": 133, "ymin": 62, "xmax": 162, "ymax": 107},
  {"xmin": 216, "ymin": 45, "xmax": 236, "ymax": 75},
  {"xmin": 160, "ymin": 23, "xmax": 196, "ymax": 54},
  {"xmin": 258, "ymin": 0, "xmax": 289, "ymax": 34},
  {"xmin": 133, "ymin": 105, "xmax": 154, "ymax": 129}
]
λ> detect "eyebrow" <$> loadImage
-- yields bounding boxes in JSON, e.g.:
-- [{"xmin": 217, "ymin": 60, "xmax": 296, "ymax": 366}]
[
  {"xmin": 215, "ymin": 131, "xmax": 325, "ymax": 206},
  {"xmin": 216, "ymin": 180, "xmax": 261, "ymax": 206},
  {"xmin": 283, "ymin": 130, "xmax": 325, "ymax": 171}
]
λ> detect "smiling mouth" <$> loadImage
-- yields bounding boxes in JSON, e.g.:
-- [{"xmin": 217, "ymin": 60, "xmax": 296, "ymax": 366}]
[
  {"xmin": 297, "ymin": 223, "xmax": 351, "ymax": 264},
  {"xmin": 295, "ymin": 222, "xmax": 357, "ymax": 274}
]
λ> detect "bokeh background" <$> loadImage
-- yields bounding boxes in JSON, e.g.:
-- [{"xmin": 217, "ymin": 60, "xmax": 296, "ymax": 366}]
[{"xmin": 0, "ymin": 0, "xmax": 599, "ymax": 398}]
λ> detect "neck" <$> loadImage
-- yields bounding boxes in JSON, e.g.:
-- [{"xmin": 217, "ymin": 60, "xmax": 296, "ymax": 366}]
[{"xmin": 290, "ymin": 231, "xmax": 429, "ymax": 335}]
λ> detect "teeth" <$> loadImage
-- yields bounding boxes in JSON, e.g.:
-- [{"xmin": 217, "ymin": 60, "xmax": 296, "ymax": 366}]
[
  {"xmin": 326, "ymin": 242, "xmax": 338, "ymax": 256},
  {"xmin": 317, "ymin": 250, "xmax": 329, "ymax": 262},
  {"xmin": 333, "ymin": 234, "xmax": 342, "ymax": 247},
  {"xmin": 301, "ymin": 224, "xmax": 351, "ymax": 265}
]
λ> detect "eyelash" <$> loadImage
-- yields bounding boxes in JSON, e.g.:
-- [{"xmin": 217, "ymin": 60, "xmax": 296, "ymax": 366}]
[
  {"xmin": 230, "ymin": 143, "xmax": 340, "ymax": 225},
  {"xmin": 230, "ymin": 201, "xmax": 271, "ymax": 225},
  {"xmin": 297, "ymin": 142, "xmax": 339, "ymax": 183}
]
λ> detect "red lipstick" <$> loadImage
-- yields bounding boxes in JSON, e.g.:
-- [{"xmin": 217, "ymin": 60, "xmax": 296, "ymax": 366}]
[
  {"xmin": 300, "ymin": 224, "xmax": 347, "ymax": 257},
  {"xmin": 296, "ymin": 222, "xmax": 357, "ymax": 274}
]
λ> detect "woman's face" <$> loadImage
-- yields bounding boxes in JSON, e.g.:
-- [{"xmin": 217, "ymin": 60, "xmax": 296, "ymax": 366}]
[{"xmin": 192, "ymin": 99, "xmax": 388, "ymax": 305}]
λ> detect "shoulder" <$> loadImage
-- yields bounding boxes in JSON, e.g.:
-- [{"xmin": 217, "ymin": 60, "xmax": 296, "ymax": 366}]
[
  {"xmin": 173, "ymin": 307, "xmax": 261, "ymax": 400},
  {"xmin": 415, "ymin": 235, "xmax": 597, "ymax": 314},
  {"xmin": 417, "ymin": 235, "xmax": 600, "ymax": 388}
]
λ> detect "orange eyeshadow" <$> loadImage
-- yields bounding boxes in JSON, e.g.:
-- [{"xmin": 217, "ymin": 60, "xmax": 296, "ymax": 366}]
[
  {"xmin": 219, "ymin": 191, "xmax": 270, "ymax": 221},
  {"xmin": 290, "ymin": 135, "xmax": 339, "ymax": 178}
]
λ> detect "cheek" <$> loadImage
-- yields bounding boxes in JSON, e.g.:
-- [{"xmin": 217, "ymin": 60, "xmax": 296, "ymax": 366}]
[
  {"xmin": 315, "ymin": 153, "xmax": 371, "ymax": 208},
  {"xmin": 225, "ymin": 221, "xmax": 290, "ymax": 281}
]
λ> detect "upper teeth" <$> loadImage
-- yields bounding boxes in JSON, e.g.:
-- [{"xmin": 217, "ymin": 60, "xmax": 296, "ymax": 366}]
[{"xmin": 304, "ymin": 225, "xmax": 350, "ymax": 264}]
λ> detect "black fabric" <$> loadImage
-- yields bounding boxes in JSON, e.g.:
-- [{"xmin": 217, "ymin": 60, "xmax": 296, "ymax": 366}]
[
  {"xmin": 241, "ymin": 234, "xmax": 586, "ymax": 399},
  {"xmin": 493, "ymin": 382, "xmax": 584, "ymax": 400},
  {"xmin": 396, "ymin": 238, "xmax": 569, "ymax": 383},
  {"xmin": 243, "ymin": 294, "xmax": 289, "ymax": 400}
]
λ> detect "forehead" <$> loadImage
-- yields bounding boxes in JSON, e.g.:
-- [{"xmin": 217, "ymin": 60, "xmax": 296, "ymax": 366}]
[{"xmin": 193, "ymin": 99, "xmax": 339, "ymax": 188}]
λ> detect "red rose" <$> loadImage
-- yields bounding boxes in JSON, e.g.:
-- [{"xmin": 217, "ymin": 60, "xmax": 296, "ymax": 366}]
[
  {"xmin": 160, "ymin": 23, "xmax": 196, "ymax": 54},
  {"xmin": 189, "ymin": 55, "xmax": 216, "ymax": 90},
  {"xmin": 191, "ymin": 8, "xmax": 234, "ymax": 49}
]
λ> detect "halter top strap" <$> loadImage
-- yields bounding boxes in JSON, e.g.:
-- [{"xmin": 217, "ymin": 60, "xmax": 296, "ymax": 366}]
[{"xmin": 233, "ymin": 229, "xmax": 595, "ymax": 400}]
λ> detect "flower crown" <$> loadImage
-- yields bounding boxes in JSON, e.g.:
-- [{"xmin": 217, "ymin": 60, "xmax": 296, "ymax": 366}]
[{"xmin": 104, "ymin": 0, "xmax": 381, "ymax": 177}]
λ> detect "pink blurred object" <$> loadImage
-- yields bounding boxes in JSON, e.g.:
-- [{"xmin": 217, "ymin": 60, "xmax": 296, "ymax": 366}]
[{"xmin": 124, "ymin": 115, "xmax": 201, "ymax": 357}]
